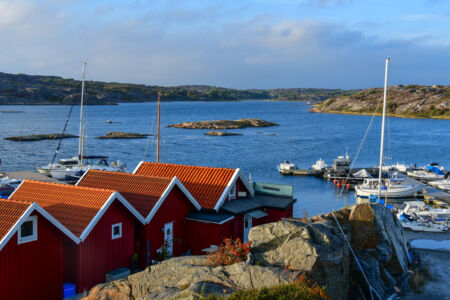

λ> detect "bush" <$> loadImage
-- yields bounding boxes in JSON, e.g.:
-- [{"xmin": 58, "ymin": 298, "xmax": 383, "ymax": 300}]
[
  {"xmin": 207, "ymin": 238, "xmax": 251, "ymax": 266},
  {"xmin": 204, "ymin": 274, "xmax": 329, "ymax": 299}
]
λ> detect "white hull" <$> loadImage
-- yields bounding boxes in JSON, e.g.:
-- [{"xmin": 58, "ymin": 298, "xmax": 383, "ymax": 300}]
[
  {"xmin": 400, "ymin": 221, "xmax": 448, "ymax": 232},
  {"xmin": 407, "ymin": 171, "xmax": 444, "ymax": 182},
  {"xmin": 355, "ymin": 185, "xmax": 419, "ymax": 199}
]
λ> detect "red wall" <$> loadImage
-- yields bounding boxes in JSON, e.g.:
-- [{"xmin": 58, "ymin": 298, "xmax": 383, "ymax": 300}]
[
  {"xmin": 65, "ymin": 200, "xmax": 135, "ymax": 293},
  {"xmin": 253, "ymin": 206, "xmax": 293, "ymax": 227},
  {"xmin": 0, "ymin": 211, "xmax": 63, "ymax": 300},
  {"xmin": 137, "ymin": 186, "xmax": 195, "ymax": 268}
]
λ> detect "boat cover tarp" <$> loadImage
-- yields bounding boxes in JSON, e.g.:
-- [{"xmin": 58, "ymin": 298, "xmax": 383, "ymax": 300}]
[
  {"xmin": 425, "ymin": 165, "xmax": 445, "ymax": 175},
  {"xmin": 353, "ymin": 169, "xmax": 373, "ymax": 178}
]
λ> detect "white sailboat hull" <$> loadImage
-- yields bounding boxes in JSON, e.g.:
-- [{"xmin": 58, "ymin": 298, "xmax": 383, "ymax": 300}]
[{"xmin": 355, "ymin": 185, "xmax": 419, "ymax": 199}]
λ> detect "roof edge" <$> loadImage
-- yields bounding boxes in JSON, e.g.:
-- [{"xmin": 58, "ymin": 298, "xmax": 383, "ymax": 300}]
[{"xmin": 133, "ymin": 161, "xmax": 144, "ymax": 174}]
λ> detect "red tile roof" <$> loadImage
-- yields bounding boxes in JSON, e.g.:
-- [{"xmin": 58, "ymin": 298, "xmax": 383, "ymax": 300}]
[
  {"xmin": 10, "ymin": 180, "xmax": 115, "ymax": 238},
  {"xmin": 134, "ymin": 162, "xmax": 237, "ymax": 209},
  {"xmin": 77, "ymin": 170, "xmax": 174, "ymax": 218},
  {"xmin": 0, "ymin": 199, "xmax": 32, "ymax": 242}
]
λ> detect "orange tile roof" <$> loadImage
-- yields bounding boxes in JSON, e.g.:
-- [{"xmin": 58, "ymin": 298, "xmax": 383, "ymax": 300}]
[
  {"xmin": 10, "ymin": 180, "xmax": 115, "ymax": 238},
  {"xmin": 0, "ymin": 199, "xmax": 32, "ymax": 242},
  {"xmin": 78, "ymin": 170, "xmax": 173, "ymax": 218},
  {"xmin": 134, "ymin": 162, "xmax": 236, "ymax": 209}
]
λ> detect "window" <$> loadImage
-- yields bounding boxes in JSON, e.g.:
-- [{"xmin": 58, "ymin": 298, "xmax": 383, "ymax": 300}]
[
  {"xmin": 229, "ymin": 184, "xmax": 236, "ymax": 200},
  {"xmin": 112, "ymin": 223, "xmax": 122, "ymax": 239},
  {"xmin": 18, "ymin": 215, "xmax": 37, "ymax": 244}
]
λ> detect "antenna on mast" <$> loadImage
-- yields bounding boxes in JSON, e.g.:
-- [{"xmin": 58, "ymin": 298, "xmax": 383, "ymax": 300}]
[
  {"xmin": 156, "ymin": 91, "xmax": 161, "ymax": 163},
  {"xmin": 78, "ymin": 62, "xmax": 87, "ymax": 166},
  {"xmin": 377, "ymin": 57, "xmax": 390, "ymax": 204}
]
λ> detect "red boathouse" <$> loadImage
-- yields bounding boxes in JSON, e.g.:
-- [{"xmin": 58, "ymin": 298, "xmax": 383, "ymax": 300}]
[
  {"xmin": 10, "ymin": 180, "xmax": 144, "ymax": 293},
  {"xmin": 77, "ymin": 169, "xmax": 201, "ymax": 268},
  {"xmin": 0, "ymin": 199, "xmax": 78, "ymax": 300},
  {"xmin": 134, "ymin": 162, "xmax": 296, "ymax": 254}
]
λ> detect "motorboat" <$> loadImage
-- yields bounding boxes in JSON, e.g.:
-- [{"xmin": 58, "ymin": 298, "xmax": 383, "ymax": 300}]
[
  {"xmin": 355, "ymin": 178, "xmax": 420, "ymax": 200},
  {"xmin": 311, "ymin": 158, "xmax": 328, "ymax": 172},
  {"xmin": 279, "ymin": 160, "xmax": 297, "ymax": 172},
  {"xmin": 0, "ymin": 175, "xmax": 22, "ymax": 197},
  {"xmin": 392, "ymin": 163, "xmax": 411, "ymax": 173},
  {"xmin": 406, "ymin": 170, "xmax": 445, "ymax": 182},
  {"xmin": 428, "ymin": 178, "xmax": 450, "ymax": 188},
  {"xmin": 37, "ymin": 157, "xmax": 80, "ymax": 176},
  {"xmin": 324, "ymin": 150, "xmax": 351, "ymax": 179},
  {"xmin": 397, "ymin": 213, "xmax": 448, "ymax": 232},
  {"xmin": 50, "ymin": 156, "xmax": 126, "ymax": 180},
  {"xmin": 437, "ymin": 183, "xmax": 450, "ymax": 192},
  {"xmin": 397, "ymin": 201, "xmax": 450, "ymax": 221}
]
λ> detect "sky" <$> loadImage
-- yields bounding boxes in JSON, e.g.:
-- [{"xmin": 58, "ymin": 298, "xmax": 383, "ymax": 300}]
[{"xmin": 0, "ymin": 0, "xmax": 449, "ymax": 89}]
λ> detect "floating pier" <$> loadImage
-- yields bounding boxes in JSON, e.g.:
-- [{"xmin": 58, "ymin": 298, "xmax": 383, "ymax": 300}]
[{"xmin": 2, "ymin": 171, "xmax": 68, "ymax": 184}]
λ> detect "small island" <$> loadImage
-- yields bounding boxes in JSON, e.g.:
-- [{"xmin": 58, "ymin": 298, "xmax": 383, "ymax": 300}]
[
  {"xmin": 5, "ymin": 133, "xmax": 77, "ymax": 142},
  {"xmin": 168, "ymin": 118, "xmax": 279, "ymax": 129},
  {"xmin": 96, "ymin": 132, "xmax": 151, "ymax": 139},
  {"xmin": 204, "ymin": 131, "xmax": 243, "ymax": 136},
  {"xmin": 312, "ymin": 84, "xmax": 450, "ymax": 119}
]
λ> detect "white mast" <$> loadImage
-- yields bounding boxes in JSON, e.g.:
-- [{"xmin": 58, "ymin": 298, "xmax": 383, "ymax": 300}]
[
  {"xmin": 78, "ymin": 62, "xmax": 87, "ymax": 165},
  {"xmin": 377, "ymin": 57, "xmax": 390, "ymax": 203}
]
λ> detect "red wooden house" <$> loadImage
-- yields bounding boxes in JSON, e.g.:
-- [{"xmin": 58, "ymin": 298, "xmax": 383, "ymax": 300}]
[
  {"xmin": 134, "ymin": 162, "xmax": 296, "ymax": 254},
  {"xmin": 0, "ymin": 199, "xmax": 78, "ymax": 300},
  {"xmin": 77, "ymin": 169, "xmax": 201, "ymax": 268},
  {"xmin": 10, "ymin": 180, "xmax": 144, "ymax": 293}
]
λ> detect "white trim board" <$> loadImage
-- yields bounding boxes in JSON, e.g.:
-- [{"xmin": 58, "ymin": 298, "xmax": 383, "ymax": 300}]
[
  {"xmin": 0, "ymin": 202, "xmax": 80, "ymax": 252},
  {"xmin": 185, "ymin": 215, "xmax": 234, "ymax": 225},
  {"xmin": 213, "ymin": 168, "xmax": 254, "ymax": 212},
  {"xmin": 132, "ymin": 161, "xmax": 144, "ymax": 174}
]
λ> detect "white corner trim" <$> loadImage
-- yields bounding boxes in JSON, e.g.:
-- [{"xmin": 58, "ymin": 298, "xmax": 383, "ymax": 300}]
[
  {"xmin": 173, "ymin": 177, "xmax": 201, "ymax": 211},
  {"xmin": 132, "ymin": 161, "xmax": 145, "ymax": 174},
  {"xmin": 145, "ymin": 177, "xmax": 177, "ymax": 224},
  {"xmin": 0, "ymin": 202, "xmax": 80, "ymax": 252},
  {"xmin": 74, "ymin": 168, "xmax": 90, "ymax": 186},
  {"xmin": 33, "ymin": 203, "xmax": 80, "ymax": 244},
  {"xmin": 7, "ymin": 180, "xmax": 25, "ymax": 199},
  {"xmin": 213, "ymin": 169, "xmax": 241, "ymax": 212},
  {"xmin": 115, "ymin": 192, "xmax": 146, "ymax": 224},
  {"xmin": 238, "ymin": 171, "xmax": 254, "ymax": 197},
  {"xmin": 0, "ymin": 202, "xmax": 35, "ymax": 252},
  {"xmin": 79, "ymin": 192, "xmax": 116, "ymax": 241}
]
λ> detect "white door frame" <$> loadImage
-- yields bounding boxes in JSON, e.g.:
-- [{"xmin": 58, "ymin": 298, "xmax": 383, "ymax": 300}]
[
  {"xmin": 243, "ymin": 215, "xmax": 252, "ymax": 242},
  {"xmin": 163, "ymin": 222, "xmax": 174, "ymax": 256}
]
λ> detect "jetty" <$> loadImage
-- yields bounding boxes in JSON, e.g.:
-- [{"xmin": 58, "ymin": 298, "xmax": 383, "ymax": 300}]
[
  {"xmin": 2, "ymin": 171, "xmax": 67, "ymax": 184},
  {"xmin": 399, "ymin": 173, "xmax": 450, "ymax": 204}
]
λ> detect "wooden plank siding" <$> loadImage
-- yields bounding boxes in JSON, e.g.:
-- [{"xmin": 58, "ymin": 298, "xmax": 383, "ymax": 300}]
[{"xmin": 0, "ymin": 211, "xmax": 64, "ymax": 300}]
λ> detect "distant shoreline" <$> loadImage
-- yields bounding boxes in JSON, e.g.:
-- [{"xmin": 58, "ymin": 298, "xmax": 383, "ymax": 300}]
[{"xmin": 309, "ymin": 107, "xmax": 450, "ymax": 120}]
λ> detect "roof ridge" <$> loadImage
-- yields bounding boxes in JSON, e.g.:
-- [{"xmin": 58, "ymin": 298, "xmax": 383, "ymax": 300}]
[
  {"xmin": 86, "ymin": 169, "xmax": 174, "ymax": 181},
  {"xmin": 22, "ymin": 179, "xmax": 116, "ymax": 194},
  {"xmin": 140, "ymin": 162, "xmax": 237, "ymax": 172}
]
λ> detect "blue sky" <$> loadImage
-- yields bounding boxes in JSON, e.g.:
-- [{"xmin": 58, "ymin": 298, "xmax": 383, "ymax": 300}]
[{"xmin": 0, "ymin": 0, "xmax": 449, "ymax": 89}]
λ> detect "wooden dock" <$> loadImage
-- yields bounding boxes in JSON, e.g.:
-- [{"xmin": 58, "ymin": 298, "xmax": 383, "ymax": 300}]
[
  {"xmin": 399, "ymin": 173, "xmax": 450, "ymax": 204},
  {"xmin": 2, "ymin": 171, "xmax": 68, "ymax": 184},
  {"xmin": 279, "ymin": 169, "xmax": 315, "ymax": 176}
]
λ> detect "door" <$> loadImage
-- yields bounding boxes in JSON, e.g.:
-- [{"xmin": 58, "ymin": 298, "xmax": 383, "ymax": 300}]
[
  {"xmin": 164, "ymin": 222, "xmax": 173, "ymax": 257},
  {"xmin": 243, "ymin": 215, "xmax": 252, "ymax": 242}
]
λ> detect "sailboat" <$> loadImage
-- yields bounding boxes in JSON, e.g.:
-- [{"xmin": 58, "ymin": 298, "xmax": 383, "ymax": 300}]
[
  {"xmin": 355, "ymin": 58, "xmax": 419, "ymax": 202},
  {"xmin": 38, "ymin": 63, "xmax": 126, "ymax": 180}
]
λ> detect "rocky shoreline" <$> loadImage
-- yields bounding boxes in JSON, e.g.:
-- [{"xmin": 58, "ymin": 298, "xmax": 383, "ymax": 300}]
[
  {"xmin": 204, "ymin": 131, "xmax": 243, "ymax": 136},
  {"xmin": 168, "ymin": 118, "xmax": 279, "ymax": 130},
  {"xmin": 95, "ymin": 132, "xmax": 151, "ymax": 139},
  {"xmin": 314, "ymin": 85, "xmax": 450, "ymax": 119},
  {"xmin": 84, "ymin": 204, "xmax": 411, "ymax": 300}
]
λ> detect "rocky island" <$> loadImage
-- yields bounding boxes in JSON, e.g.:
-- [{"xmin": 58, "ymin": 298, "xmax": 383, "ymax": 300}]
[
  {"xmin": 4, "ymin": 133, "xmax": 77, "ymax": 141},
  {"xmin": 84, "ymin": 204, "xmax": 413, "ymax": 300},
  {"xmin": 312, "ymin": 85, "xmax": 450, "ymax": 119},
  {"xmin": 96, "ymin": 132, "xmax": 151, "ymax": 139},
  {"xmin": 168, "ymin": 118, "xmax": 279, "ymax": 130}
]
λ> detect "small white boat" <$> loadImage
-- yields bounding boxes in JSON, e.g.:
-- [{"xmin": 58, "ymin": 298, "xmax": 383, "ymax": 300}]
[
  {"xmin": 279, "ymin": 160, "xmax": 297, "ymax": 172},
  {"xmin": 37, "ymin": 157, "xmax": 80, "ymax": 176},
  {"xmin": 437, "ymin": 183, "xmax": 450, "ymax": 192},
  {"xmin": 397, "ymin": 201, "xmax": 450, "ymax": 220},
  {"xmin": 407, "ymin": 170, "xmax": 445, "ymax": 182},
  {"xmin": 311, "ymin": 158, "xmax": 328, "ymax": 172},
  {"xmin": 397, "ymin": 213, "xmax": 448, "ymax": 232},
  {"xmin": 50, "ymin": 156, "xmax": 126, "ymax": 180},
  {"xmin": 428, "ymin": 178, "xmax": 450, "ymax": 187},
  {"xmin": 355, "ymin": 178, "xmax": 420, "ymax": 200}
]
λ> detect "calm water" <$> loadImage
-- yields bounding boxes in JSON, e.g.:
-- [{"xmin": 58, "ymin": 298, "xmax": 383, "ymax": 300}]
[{"xmin": 1, "ymin": 101, "xmax": 449, "ymax": 217}]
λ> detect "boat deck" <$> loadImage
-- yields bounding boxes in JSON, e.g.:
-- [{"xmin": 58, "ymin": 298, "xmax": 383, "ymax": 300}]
[{"xmin": 2, "ymin": 171, "xmax": 68, "ymax": 184}]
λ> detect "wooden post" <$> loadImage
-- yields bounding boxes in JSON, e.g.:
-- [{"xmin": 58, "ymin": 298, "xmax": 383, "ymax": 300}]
[{"xmin": 156, "ymin": 92, "xmax": 161, "ymax": 163}]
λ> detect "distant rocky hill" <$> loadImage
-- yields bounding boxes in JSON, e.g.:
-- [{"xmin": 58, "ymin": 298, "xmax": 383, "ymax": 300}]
[
  {"xmin": 0, "ymin": 72, "xmax": 349, "ymax": 105},
  {"xmin": 312, "ymin": 84, "xmax": 450, "ymax": 119}
]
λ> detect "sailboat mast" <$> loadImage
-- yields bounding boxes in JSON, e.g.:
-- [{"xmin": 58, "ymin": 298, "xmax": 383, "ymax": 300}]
[
  {"xmin": 78, "ymin": 62, "xmax": 87, "ymax": 164},
  {"xmin": 156, "ymin": 92, "xmax": 161, "ymax": 163},
  {"xmin": 377, "ymin": 57, "xmax": 390, "ymax": 203}
]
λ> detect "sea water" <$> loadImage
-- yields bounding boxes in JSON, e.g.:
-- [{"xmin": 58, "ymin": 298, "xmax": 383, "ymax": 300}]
[{"xmin": 1, "ymin": 101, "xmax": 449, "ymax": 217}]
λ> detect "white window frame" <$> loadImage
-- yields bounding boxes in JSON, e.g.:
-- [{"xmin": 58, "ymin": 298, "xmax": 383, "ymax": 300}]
[
  {"xmin": 18, "ymin": 215, "xmax": 38, "ymax": 244},
  {"xmin": 112, "ymin": 223, "xmax": 122, "ymax": 239},
  {"xmin": 229, "ymin": 184, "xmax": 236, "ymax": 200}
]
